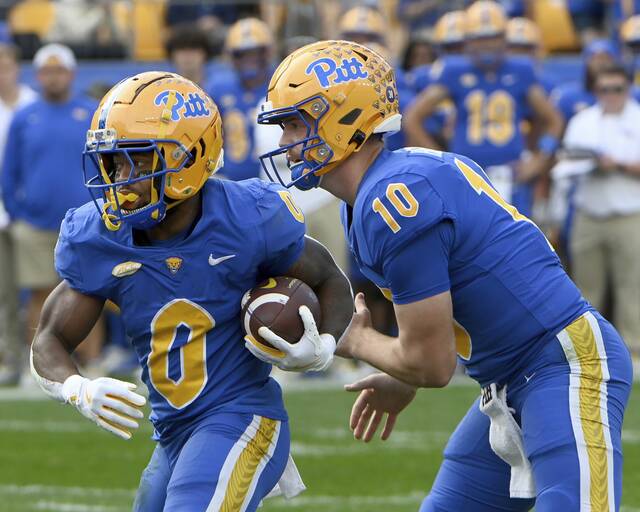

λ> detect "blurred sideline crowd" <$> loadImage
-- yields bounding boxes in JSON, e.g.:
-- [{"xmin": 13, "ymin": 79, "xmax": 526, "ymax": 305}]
[{"xmin": 1, "ymin": 0, "xmax": 640, "ymax": 387}]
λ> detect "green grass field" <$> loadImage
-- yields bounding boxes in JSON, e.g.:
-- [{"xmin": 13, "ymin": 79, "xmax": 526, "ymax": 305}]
[{"xmin": 0, "ymin": 383, "xmax": 637, "ymax": 512}]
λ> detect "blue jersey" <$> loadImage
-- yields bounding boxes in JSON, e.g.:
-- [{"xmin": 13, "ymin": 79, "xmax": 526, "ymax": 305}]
[
  {"xmin": 550, "ymin": 82, "xmax": 595, "ymax": 122},
  {"xmin": 207, "ymin": 73, "xmax": 267, "ymax": 181},
  {"xmin": 341, "ymin": 148, "xmax": 588, "ymax": 385},
  {"xmin": 55, "ymin": 179, "xmax": 306, "ymax": 438},
  {"xmin": 431, "ymin": 55, "xmax": 539, "ymax": 167}
]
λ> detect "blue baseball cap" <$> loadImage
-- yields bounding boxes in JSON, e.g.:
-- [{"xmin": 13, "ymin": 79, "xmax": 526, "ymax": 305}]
[{"xmin": 582, "ymin": 39, "xmax": 619, "ymax": 61}]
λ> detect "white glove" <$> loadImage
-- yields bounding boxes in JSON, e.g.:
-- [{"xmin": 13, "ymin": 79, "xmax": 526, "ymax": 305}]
[
  {"xmin": 244, "ymin": 305, "xmax": 336, "ymax": 372},
  {"xmin": 61, "ymin": 375, "xmax": 146, "ymax": 440}
]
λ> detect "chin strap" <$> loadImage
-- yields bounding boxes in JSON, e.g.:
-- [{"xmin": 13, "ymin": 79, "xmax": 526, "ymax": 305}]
[{"xmin": 101, "ymin": 190, "xmax": 140, "ymax": 231}]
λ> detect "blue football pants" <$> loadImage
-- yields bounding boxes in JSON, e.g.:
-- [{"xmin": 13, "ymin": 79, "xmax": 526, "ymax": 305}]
[
  {"xmin": 421, "ymin": 312, "xmax": 633, "ymax": 512},
  {"xmin": 133, "ymin": 412, "xmax": 290, "ymax": 512}
]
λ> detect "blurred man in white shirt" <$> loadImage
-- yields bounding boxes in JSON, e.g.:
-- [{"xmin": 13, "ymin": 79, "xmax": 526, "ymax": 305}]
[{"xmin": 563, "ymin": 63, "xmax": 640, "ymax": 363}]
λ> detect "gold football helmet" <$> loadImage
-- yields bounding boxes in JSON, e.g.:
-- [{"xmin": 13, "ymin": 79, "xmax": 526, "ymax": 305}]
[
  {"xmin": 339, "ymin": 6, "xmax": 386, "ymax": 44},
  {"xmin": 257, "ymin": 40, "xmax": 400, "ymax": 190},
  {"xmin": 83, "ymin": 72, "xmax": 223, "ymax": 231},
  {"xmin": 622, "ymin": 15, "xmax": 640, "ymax": 45},
  {"xmin": 225, "ymin": 17, "xmax": 274, "ymax": 53},
  {"xmin": 433, "ymin": 11, "xmax": 466, "ymax": 47},
  {"xmin": 465, "ymin": 1, "xmax": 507, "ymax": 39},
  {"xmin": 507, "ymin": 17, "xmax": 542, "ymax": 48}
]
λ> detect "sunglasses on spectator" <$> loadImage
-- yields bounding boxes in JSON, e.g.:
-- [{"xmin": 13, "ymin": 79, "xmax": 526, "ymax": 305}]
[{"xmin": 596, "ymin": 85, "xmax": 627, "ymax": 94}]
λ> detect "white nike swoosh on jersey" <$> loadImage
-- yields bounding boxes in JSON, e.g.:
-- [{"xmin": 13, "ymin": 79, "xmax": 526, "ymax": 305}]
[
  {"xmin": 208, "ymin": 254, "xmax": 236, "ymax": 266},
  {"xmin": 524, "ymin": 372, "xmax": 536, "ymax": 383}
]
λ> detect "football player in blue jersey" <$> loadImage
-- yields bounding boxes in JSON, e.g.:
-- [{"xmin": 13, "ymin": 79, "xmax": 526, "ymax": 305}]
[
  {"xmin": 257, "ymin": 40, "xmax": 633, "ymax": 511},
  {"xmin": 388, "ymin": 11, "xmax": 465, "ymax": 153},
  {"xmin": 621, "ymin": 15, "xmax": 640, "ymax": 87},
  {"xmin": 405, "ymin": 1, "xmax": 563, "ymax": 218},
  {"xmin": 206, "ymin": 18, "xmax": 274, "ymax": 181},
  {"xmin": 29, "ymin": 72, "xmax": 352, "ymax": 511}
]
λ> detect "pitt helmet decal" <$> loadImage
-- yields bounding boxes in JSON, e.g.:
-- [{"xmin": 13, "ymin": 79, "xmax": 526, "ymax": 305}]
[
  {"xmin": 305, "ymin": 56, "xmax": 369, "ymax": 88},
  {"xmin": 153, "ymin": 90, "xmax": 210, "ymax": 121}
]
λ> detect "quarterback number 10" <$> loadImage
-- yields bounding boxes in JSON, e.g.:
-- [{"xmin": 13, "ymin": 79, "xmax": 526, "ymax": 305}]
[{"xmin": 372, "ymin": 183, "xmax": 419, "ymax": 233}]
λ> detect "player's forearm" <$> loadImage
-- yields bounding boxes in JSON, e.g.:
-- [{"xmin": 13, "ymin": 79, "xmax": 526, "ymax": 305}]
[
  {"xmin": 347, "ymin": 327, "xmax": 455, "ymax": 388},
  {"xmin": 404, "ymin": 112, "xmax": 441, "ymax": 150},
  {"xmin": 315, "ymin": 272, "xmax": 354, "ymax": 342},
  {"xmin": 31, "ymin": 330, "xmax": 81, "ymax": 386}
]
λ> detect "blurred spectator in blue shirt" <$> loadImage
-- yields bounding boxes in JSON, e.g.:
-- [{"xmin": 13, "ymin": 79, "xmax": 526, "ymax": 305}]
[
  {"xmin": 0, "ymin": 44, "xmax": 99, "ymax": 374},
  {"xmin": 207, "ymin": 18, "xmax": 274, "ymax": 181}
]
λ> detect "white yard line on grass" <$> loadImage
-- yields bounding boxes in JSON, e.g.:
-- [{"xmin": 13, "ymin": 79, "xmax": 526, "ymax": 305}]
[
  {"xmin": 30, "ymin": 502, "xmax": 127, "ymax": 512},
  {"xmin": 0, "ymin": 419, "xmax": 153, "ymax": 434},
  {"xmin": 0, "ymin": 485, "xmax": 135, "ymax": 499},
  {"xmin": 267, "ymin": 492, "xmax": 425, "ymax": 508}
]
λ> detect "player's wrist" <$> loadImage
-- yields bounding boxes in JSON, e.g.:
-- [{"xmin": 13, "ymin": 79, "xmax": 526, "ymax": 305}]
[
  {"xmin": 537, "ymin": 134, "xmax": 560, "ymax": 157},
  {"xmin": 314, "ymin": 333, "xmax": 336, "ymax": 371},
  {"xmin": 61, "ymin": 374, "xmax": 88, "ymax": 406}
]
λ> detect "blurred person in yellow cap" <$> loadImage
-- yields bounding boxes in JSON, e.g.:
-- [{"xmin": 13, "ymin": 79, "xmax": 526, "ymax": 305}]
[
  {"xmin": 338, "ymin": 5, "xmax": 386, "ymax": 47},
  {"xmin": 506, "ymin": 17, "xmax": 555, "ymax": 94},
  {"xmin": 206, "ymin": 18, "xmax": 274, "ymax": 182}
]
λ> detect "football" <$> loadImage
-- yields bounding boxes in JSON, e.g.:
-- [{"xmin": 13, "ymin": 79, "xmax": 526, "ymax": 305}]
[{"xmin": 240, "ymin": 276, "xmax": 322, "ymax": 348}]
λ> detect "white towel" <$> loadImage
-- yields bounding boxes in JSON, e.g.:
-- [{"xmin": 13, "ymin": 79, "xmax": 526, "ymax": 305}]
[
  {"xmin": 479, "ymin": 383, "xmax": 536, "ymax": 499},
  {"xmin": 264, "ymin": 455, "xmax": 306, "ymax": 502}
]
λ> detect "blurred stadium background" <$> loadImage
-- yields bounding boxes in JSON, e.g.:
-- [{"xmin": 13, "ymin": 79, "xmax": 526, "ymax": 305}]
[{"xmin": 0, "ymin": 0, "xmax": 639, "ymax": 510}]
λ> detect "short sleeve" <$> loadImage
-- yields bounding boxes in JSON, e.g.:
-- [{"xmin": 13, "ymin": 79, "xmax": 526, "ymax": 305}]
[
  {"xmin": 517, "ymin": 58, "xmax": 539, "ymax": 92},
  {"xmin": 361, "ymin": 171, "xmax": 448, "ymax": 266},
  {"xmin": 550, "ymin": 86, "xmax": 574, "ymax": 121},
  {"xmin": 54, "ymin": 207, "xmax": 113, "ymax": 299},
  {"xmin": 256, "ymin": 183, "xmax": 306, "ymax": 276},
  {"xmin": 383, "ymin": 220, "xmax": 453, "ymax": 304},
  {"xmin": 54, "ymin": 216, "xmax": 83, "ymax": 289}
]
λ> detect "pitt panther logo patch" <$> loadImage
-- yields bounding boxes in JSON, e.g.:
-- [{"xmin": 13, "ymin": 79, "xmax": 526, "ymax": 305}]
[
  {"xmin": 165, "ymin": 257, "xmax": 183, "ymax": 274},
  {"xmin": 305, "ymin": 57, "xmax": 368, "ymax": 88},
  {"xmin": 154, "ymin": 91, "xmax": 210, "ymax": 121}
]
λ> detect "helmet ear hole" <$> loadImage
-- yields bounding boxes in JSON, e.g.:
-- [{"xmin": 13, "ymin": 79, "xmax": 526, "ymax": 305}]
[
  {"xmin": 184, "ymin": 148, "xmax": 197, "ymax": 168},
  {"xmin": 349, "ymin": 129, "xmax": 367, "ymax": 148}
]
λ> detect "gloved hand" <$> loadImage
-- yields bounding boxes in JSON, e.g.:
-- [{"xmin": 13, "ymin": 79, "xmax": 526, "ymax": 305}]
[
  {"xmin": 244, "ymin": 305, "xmax": 335, "ymax": 372},
  {"xmin": 61, "ymin": 375, "xmax": 146, "ymax": 440}
]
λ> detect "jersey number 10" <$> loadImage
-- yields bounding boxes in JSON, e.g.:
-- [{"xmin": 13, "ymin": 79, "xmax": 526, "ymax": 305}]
[{"xmin": 371, "ymin": 183, "xmax": 419, "ymax": 233}]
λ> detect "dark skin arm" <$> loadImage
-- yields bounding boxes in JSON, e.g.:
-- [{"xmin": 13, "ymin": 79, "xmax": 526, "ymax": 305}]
[
  {"xmin": 404, "ymin": 84, "xmax": 451, "ymax": 150},
  {"xmin": 31, "ymin": 281, "xmax": 105, "ymax": 383},
  {"xmin": 284, "ymin": 235, "xmax": 354, "ymax": 341}
]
